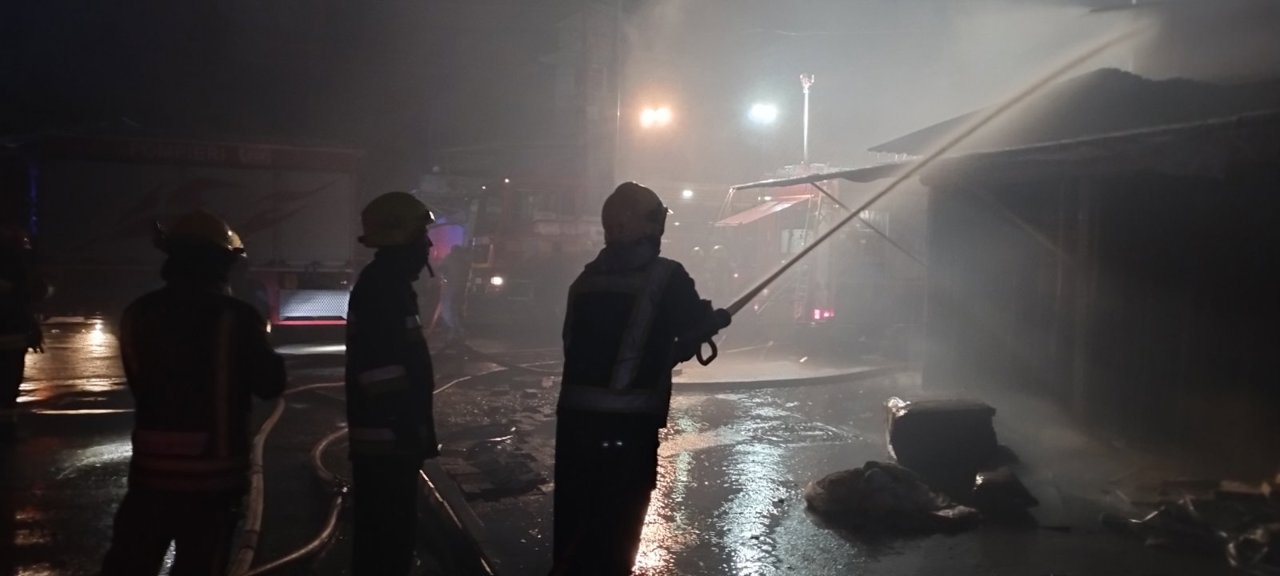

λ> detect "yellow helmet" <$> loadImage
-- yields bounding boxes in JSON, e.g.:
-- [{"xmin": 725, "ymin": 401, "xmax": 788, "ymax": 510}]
[
  {"xmin": 156, "ymin": 210, "xmax": 245, "ymax": 255},
  {"xmin": 360, "ymin": 191, "xmax": 435, "ymax": 247},
  {"xmin": 602, "ymin": 182, "xmax": 668, "ymax": 244}
]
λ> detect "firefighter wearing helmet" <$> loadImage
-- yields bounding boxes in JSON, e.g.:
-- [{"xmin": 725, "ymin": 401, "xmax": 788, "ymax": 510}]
[
  {"xmin": 0, "ymin": 225, "xmax": 42, "ymax": 435},
  {"xmin": 551, "ymin": 182, "xmax": 731, "ymax": 575},
  {"xmin": 101, "ymin": 210, "xmax": 285, "ymax": 574},
  {"xmin": 345, "ymin": 191, "xmax": 439, "ymax": 574}
]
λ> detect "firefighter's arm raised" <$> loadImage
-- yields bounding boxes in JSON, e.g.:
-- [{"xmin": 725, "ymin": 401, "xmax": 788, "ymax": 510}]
[{"xmin": 665, "ymin": 264, "xmax": 732, "ymax": 365}]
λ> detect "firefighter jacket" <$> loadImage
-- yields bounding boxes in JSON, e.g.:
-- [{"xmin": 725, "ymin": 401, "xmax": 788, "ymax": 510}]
[
  {"xmin": 119, "ymin": 282, "xmax": 285, "ymax": 492},
  {"xmin": 0, "ymin": 253, "xmax": 39, "ymax": 352},
  {"xmin": 558, "ymin": 242, "xmax": 718, "ymax": 421},
  {"xmin": 344, "ymin": 255, "xmax": 438, "ymax": 460}
]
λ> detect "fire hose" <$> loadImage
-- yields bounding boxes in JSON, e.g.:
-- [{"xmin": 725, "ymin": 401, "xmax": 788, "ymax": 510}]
[
  {"xmin": 723, "ymin": 27, "xmax": 1145, "ymax": 319},
  {"xmin": 229, "ymin": 368, "xmax": 521, "ymax": 576}
]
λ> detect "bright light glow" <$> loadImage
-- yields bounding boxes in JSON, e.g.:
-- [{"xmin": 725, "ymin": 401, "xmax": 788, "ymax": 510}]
[
  {"xmin": 748, "ymin": 102, "xmax": 779, "ymax": 125},
  {"xmin": 681, "ymin": 189, "xmax": 694, "ymax": 200},
  {"xmin": 640, "ymin": 106, "xmax": 673, "ymax": 128},
  {"xmin": 489, "ymin": 275, "xmax": 505, "ymax": 287},
  {"xmin": 504, "ymin": 178, "xmax": 511, "ymax": 184}
]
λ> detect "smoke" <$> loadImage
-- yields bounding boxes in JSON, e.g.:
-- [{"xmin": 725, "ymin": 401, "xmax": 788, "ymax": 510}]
[
  {"xmin": 1128, "ymin": 0, "xmax": 1280, "ymax": 82},
  {"xmin": 617, "ymin": 0, "xmax": 1131, "ymax": 185}
]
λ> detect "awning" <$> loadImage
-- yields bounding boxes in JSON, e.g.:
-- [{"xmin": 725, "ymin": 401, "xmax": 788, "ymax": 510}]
[{"xmin": 714, "ymin": 195, "xmax": 809, "ymax": 227}]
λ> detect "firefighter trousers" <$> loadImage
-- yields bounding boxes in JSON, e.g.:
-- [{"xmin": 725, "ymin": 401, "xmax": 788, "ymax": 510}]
[
  {"xmin": 1, "ymin": 349, "xmax": 24, "ymax": 439},
  {"xmin": 351, "ymin": 455, "xmax": 421, "ymax": 575},
  {"xmin": 1, "ymin": 349, "xmax": 23, "ymax": 413},
  {"xmin": 551, "ymin": 419, "xmax": 659, "ymax": 576},
  {"xmin": 100, "ymin": 488, "xmax": 243, "ymax": 576}
]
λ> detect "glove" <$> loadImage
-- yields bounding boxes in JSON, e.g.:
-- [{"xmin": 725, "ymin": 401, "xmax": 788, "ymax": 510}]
[
  {"xmin": 712, "ymin": 308, "xmax": 732, "ymax": 330},
  {"xmin": 673, "ymin": 337, "xmax": 700, "ymax": 365}
]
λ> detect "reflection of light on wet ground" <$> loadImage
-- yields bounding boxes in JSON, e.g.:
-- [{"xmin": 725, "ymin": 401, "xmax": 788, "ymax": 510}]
[
  {"xmin": 634, "ymin": 415, "xmax": 701, "ymax": 575},
  {"xmin": 31, "ymin": 408, "xmax": 132, "ymax": 415},
  {"xmin": 721, "ymin": 442, "xmax": 786, "ymax": 575},
  {"xmin": 87, "ymin": 320, "xmax": 109, "ymax": 347},
  {"xmin": 16, "ymin": 506, "xmax": 42, "ymax": 523},
  {"xmin": 16, "ymin": 564, "xmax": 57, "ymax": 576},
  {"xmin": 24, "ymin": 321, "xmax": 125, "ymax": 408},
  {"xmin": 276, "ymin": 342, "xmax": 346, "ymax": 355},
  {"xmin": 18, "ymin": 378, "xmax": 126, "ymax": 404},
  {"xmin": 13, "ymin": 504, "xmax": 51, "ymax": 547},
  {"xmin": 15, "ymin": 527, "xmax": 52, "ymax": 546},
  {"xmin": 56, "ymin": 438, "xmax": 132, "ymax": 479}
]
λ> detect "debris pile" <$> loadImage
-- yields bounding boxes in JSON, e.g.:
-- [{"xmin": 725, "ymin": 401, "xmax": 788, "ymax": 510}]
[
  {"xmin": 1104, "ymin": 477, "xmax": 1280, "ymax": 575},
  {"xmin": 803, "ymin": 461, "xmax": 979, "ymax": 533},
  {"xmin": 886, "ymin": 397, "xmax": 999, "ymax": 499},
  {"xmin": 804, "ymin": 397, "xmax": 1038, "ymax": 535}
]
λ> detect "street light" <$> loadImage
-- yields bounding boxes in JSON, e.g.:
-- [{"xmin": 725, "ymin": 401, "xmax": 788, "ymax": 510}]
[
  {"xmin": 748, "ymin": 102, "xmax": 779, "ymax": 125},
  {"xmin": 800, "ymin": 73, "xmax": 814, "ymax": 164},
  {"xmin": 681, "ymin": 189, "xmax": 695, "ymax": 200},
  {"xmin": 639, "ymin": 106, "xmax": 673, "ymax": 129}
]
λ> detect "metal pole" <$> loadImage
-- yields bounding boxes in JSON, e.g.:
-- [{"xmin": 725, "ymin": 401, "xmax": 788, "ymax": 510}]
[
  {"xmin": 800, "ymin": 73, "xmax": 814, "ymax": 165},
  {"xmin": 613, "ymin": 0, "xmax": 623, "ymax": 184}
]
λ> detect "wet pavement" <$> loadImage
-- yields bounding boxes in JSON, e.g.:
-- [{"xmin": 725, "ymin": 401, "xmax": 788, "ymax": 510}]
[
  {"xmin": 1, "ymin": 321, "xmax": 482, "ymax": 576},
  {"xmin": 430, "ymin": 343, "xmax": 1241, "ymax": 576},
  {"xmin": 1, "ymin": 321, "xmax": 1252, "ymax": 576}
]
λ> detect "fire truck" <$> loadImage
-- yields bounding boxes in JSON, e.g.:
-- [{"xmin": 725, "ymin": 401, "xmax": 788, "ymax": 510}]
[
  {"xmin": 0, "ymin": 134, "xmax": 363, "ymax": 334},
  {"xmin": 415, "ymin": 181, "xmax": 601, "ymax": 334}
]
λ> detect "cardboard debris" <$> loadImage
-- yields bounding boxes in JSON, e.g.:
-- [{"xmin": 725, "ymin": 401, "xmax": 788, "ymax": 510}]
[
  {"xmin": 1217, "ymin": 480, "xmax": 1272, "ymax": 502},
  {"xmin": 1106, "ymin": 479, "xmax": 1280, "ymax": 574}
]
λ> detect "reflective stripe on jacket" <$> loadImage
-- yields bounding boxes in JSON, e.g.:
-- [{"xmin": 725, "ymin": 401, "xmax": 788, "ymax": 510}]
[
  {"xmin": 558, "ymin": 245, "xmax": 716, "ymax": 420},
  {"xmin": 344, "ymin": 256, "xmax": 437, "ymax": 460}
]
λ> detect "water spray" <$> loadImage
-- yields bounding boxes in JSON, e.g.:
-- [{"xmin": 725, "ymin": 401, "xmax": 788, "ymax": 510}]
[{"xmin": 725, "ymin": 27, "xmax": 1145, "ymax": 317}]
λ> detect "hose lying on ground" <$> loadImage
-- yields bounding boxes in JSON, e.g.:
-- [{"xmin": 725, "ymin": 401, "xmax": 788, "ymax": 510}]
[
  {"xmin": 228, "ymin": 397, "xmax": 287, "ymax": 576},
  {"xmin": 232, "ymin": 374, "xmax": 480, "ymax": 575},
  {"xmin": 244, "ymin": 427, "xmax": 350, "ymax": 576}
]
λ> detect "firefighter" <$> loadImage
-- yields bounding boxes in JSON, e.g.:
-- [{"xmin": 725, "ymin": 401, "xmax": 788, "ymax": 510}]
[
  {"xmin": 430, "ymin": 243, "xmax": 470, "ymax": 346},
  {"xmin": 345, "ymin": 191, "xmax": 439, "ymax": 574},
  {"xmin": 551, "ymin": 182, "xmax": 731, "ymax": 575},
  {"xmin": 101, "ymin": 210, "xmax": 285, "ymax": 575},
  {"xmin": 0, "ymin": 225, "xmax": 42, "ymax": 435}
]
